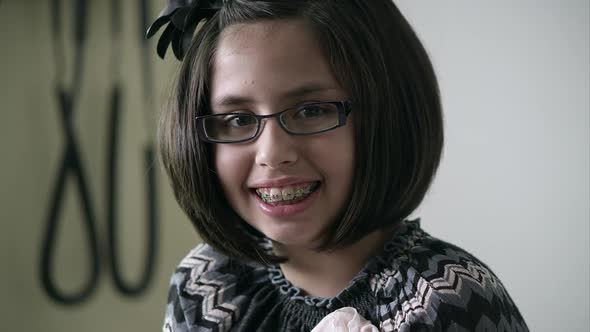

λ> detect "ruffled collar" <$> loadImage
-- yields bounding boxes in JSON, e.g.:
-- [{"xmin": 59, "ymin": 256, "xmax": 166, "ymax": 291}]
[{"xmin": 263, "ymin": 219, "xmax": 425, "ymax": 309}]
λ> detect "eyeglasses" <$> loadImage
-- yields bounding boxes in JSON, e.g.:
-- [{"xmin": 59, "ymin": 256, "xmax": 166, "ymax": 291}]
[{"xmin": 196, "ymin": 101, "xmax": 352, "ymax": 144}]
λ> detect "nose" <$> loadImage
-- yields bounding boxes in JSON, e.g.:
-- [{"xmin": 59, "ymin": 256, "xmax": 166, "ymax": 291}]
[{"xmin": 254, "ymin": 118, "xmax": 298, "ymax": 169}]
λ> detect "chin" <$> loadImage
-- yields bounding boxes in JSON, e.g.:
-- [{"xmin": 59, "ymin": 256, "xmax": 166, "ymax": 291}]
[{"xmin": 257, "ymin": 220, "xmax": 325, "ymax": 250}]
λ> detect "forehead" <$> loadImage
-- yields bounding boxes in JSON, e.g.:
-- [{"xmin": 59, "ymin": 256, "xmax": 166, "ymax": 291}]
[{"xmin": 210, "ymin": 19, "xmax": 343, "ymax": 108}]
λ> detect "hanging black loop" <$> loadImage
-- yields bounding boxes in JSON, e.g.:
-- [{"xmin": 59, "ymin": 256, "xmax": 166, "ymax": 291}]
[
  {"xmin": 41, "ymin": 88, "xmax": 101, "ymax": 305},
  {"xmin": 106, "ymin": 85, "xmax": 159, "ymax": 296},
  {"xmin": 41, "ymin": 0, "xmax": 100, "ymax": 305},
  {"xmin": 41, "ymin": 0, "xmax": 159, "ymax": 306}
]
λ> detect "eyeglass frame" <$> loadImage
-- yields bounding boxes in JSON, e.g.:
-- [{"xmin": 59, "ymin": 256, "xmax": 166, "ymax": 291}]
[{"xmin": 195, "ymin": 100, "xmax": 353, "ymax": 144}]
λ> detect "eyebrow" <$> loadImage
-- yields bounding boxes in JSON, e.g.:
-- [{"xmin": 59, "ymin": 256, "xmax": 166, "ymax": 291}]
[{"xmin": 211, "ymin": 83, "xmax": 341, "ymax": 108}]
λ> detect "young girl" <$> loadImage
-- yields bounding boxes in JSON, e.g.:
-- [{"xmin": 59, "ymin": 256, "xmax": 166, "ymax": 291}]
[{"xmin": 147, "ymin": 0, "xmax": 529, "ymax": 331}]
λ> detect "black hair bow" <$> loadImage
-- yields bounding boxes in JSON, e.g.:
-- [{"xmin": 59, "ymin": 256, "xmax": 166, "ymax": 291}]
[{"xmin": 146, "ymin": 0, "xmax": 225, "ymax": 60}]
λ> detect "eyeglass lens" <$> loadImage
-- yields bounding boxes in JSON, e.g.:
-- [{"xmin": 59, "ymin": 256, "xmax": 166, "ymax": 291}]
[{"xmin": 202, "ymin": 103, "xmax": 341, "ymax": 142}]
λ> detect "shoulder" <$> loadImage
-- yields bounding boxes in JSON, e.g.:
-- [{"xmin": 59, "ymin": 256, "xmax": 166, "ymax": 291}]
[
  {"xmin": 162, "ymin": 244, "xmax": 264, "ymax": 332},
  {"xmin": 370, "ymin": 221, "xmax": 529, "ymax": 332}
]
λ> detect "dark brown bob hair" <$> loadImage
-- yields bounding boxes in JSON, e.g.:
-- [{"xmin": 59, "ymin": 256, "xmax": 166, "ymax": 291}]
[{"xmin": 159, "ymin": 0, "xmax": 444, "ymax": 265}]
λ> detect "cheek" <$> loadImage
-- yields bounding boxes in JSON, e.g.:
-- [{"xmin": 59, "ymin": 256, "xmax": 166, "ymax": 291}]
[
  {"xmin": 214, "ymin": 146, "xmax": 251, "ymax": 194},
  {"xmin": 309, "ymin": 125, "xmax": 355, "ymax": 184}
]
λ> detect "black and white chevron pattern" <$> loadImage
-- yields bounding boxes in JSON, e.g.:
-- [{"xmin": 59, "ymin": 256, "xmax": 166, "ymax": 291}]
[
  {"xmin": 162, "ymin": 220, "xmax": 528, "ymax": 331},
  {"xmin": 372, "ymin": 240, "xmax": 528, "ymax": 332}
]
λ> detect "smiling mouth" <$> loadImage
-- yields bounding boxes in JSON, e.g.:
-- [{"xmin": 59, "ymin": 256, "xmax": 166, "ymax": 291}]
[{"xmin": 253, "ymin": 182, "xmax": 320, "ymax": 205}]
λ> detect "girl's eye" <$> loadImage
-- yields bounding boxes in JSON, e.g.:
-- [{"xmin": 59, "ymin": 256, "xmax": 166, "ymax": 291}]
[
  {"xmin": 224, "ymin": 114, "xmax": 257, "ymax": 128},
  {"xmin": 293, "ymin": 106, "xmax": 328, "ymax": 119}
]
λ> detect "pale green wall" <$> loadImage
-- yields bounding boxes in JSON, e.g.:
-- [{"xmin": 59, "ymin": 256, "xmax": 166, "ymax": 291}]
[{"xmin": 0, "ymin": 1, "xmax": 200, "ymax": 330}]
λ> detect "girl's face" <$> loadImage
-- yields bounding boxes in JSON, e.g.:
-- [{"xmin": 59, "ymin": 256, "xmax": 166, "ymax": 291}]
[{"xmin": 210, "ymin": 19, "xmax": 355, "ymax": 249}]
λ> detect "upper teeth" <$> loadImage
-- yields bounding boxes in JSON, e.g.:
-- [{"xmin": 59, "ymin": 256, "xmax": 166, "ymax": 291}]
[{"xmin": 256, "ymin": 183, "xmax": 316, "ymax": 203}]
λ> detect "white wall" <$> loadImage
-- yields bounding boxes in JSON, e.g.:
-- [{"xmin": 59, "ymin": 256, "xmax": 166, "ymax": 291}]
[{"xmin": 400, "ymin": 1, "xmax": 589, "ymax": 331}]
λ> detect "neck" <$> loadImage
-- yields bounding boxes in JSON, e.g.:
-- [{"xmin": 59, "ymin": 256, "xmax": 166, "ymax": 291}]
[{"xmin": 274, "ymin": 229, "xmax": 392, "ymax": 298}]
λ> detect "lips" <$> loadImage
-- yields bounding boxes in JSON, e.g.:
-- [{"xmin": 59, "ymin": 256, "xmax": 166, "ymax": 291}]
[
  {"xmin": 249, "ymin": 179, "xmax": 321, "ymax": 218},
  {"xmin": 252, "ymin": 186, "xmax": 319, "ymax": 218},
  {"xmin": 249, "ymin": 177, "xmax": 320, "ymax": 188}
]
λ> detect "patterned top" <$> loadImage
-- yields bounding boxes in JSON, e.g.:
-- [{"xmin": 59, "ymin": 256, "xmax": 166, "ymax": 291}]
[{"xmin": 162, "ymin": 219, "xmax": 529, "ymax": 331}]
